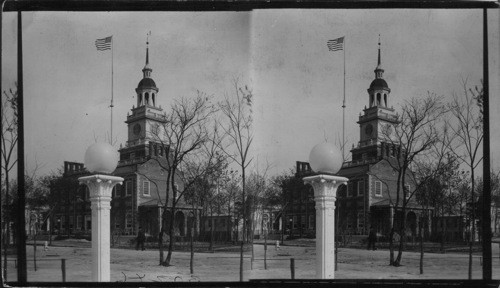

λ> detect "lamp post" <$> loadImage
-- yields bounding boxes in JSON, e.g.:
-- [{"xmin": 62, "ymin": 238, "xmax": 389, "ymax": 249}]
[
  {"xmin": 78, "ymin": 143, "xmax": 123, "ymax": 282},
  {"xmin": 303, "ymin": 143, "xmax": 348, "ymax": 279}
]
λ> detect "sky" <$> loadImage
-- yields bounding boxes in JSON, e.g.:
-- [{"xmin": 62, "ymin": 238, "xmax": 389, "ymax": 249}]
[{"xmin": 2, "ymin": 9, "xmax": 499, "ymax": 178}]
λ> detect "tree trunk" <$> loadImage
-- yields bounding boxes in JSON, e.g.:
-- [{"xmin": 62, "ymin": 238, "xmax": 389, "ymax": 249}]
[
  {"xmin": 209, "ymin": 207, "xmax": 214, "ymax": 252},
  {"xmin": 239, "ymin": 167, "xmax": 246, "ymax": 281},
  {"xmin": 33, "ymin": 229, "xmax": 37, "ymax": 271},
  {"xmin": 389, "ymin": 227, "xmax": 395, "ymax": 265},
  {"xmin": 164, "ymin": 209, "xmax": 176, "ymax": 266},
  {"xmin": 251, "ymin": 209, "xmax": 255, "ymax": 270},
  {"xmin": 419, "ymin": 219, "xmax": 424, "ymax": 274},
  {"xmin": 468, "ymin": 169, "xmax": 475, "ymax": 279},
  {"xmin": 3, "ymin": 171, "xmax": 10, "ymax": 280},
  {"xmin": 394, "ymin": 210, "xmax": 406, "ymax": 266},
  {"xmin": 159, "ymin": 228, "xmax": 164, "ymax": 266},
  {"xmin": 239, "ymin": 241, "xmax": 244, "ymax": 281},
  {"xmin": 264, "ymin": 232, "xmax": 267, "ymax": 270},
  {"xmin": 440, "ymin": 208, "xmax": 445, "ymax": 253},
  {"xmin": 190, "ymin": 226, "xmax": 194, "ymax": 274}
]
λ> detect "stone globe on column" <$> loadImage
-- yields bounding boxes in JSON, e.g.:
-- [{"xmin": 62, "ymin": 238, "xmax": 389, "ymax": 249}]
[
  {"xmin": 304, "ymin": 142, "xmax": 347, "ymax": 279},
  {"xmin": 308, "ymin": 142, "xmax": 343, "ymax": 174},
  {"xmin": 84, "ymin": 142, "xmax": 119, "ymax": 174},
  {"xmin": 79, "ymin": 142, "xmax": 122, "ymax": 282}
]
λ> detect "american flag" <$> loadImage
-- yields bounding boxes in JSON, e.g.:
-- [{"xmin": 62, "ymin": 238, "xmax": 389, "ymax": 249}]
[
  {"xmin": 95, "ymin": 36, "xmax": 112, "ymax": 51},
  {"xmin": 327, "ymin": 37, "xmax": 344, "ymax": 51}
]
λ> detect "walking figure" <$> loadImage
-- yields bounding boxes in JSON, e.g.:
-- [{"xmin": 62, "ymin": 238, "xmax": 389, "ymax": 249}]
[
  {"xmin": 275, "ymin": 240, "xmax": 280, "ymax": 250},
  {"xmin": 367, "ymin": 226, "xmax": 377, "ymax": 250},
  {"xmin": 136, "ymin": 227, "xmax": 146, "ymax": 251},
  {"xmin": 44, "ymin": 241, "xmax": 49, "ymax": 251}
]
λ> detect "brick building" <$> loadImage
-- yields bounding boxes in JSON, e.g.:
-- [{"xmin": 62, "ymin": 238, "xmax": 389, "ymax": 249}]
[
  {"xmin": 291, "ymin": 41, "xmax": 430, "ymax": 239},
  {"xmin": 51, "ymin": 42, "xmax": 199, "ymax": 240}
]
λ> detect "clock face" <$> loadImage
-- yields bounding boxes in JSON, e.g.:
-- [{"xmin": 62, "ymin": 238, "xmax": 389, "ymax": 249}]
[
  {"xmin": 133, "ymin": 123, "xmax": 142, "ymax": 135},
  {"xmin": 365, "ymin": 124, "xmax": 373, "ymax": 136}
]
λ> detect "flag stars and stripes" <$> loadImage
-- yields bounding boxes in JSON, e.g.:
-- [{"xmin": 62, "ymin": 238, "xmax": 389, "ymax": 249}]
[
  {"xmin": 95, "ymin": 36, "xmax": 112, "ymax": 51},
  {"xmin": 327, "ymin": 37, "xmax": 344, "ymax": 51}
]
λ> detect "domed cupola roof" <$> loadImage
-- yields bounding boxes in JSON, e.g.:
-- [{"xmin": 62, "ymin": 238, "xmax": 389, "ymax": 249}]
[
  {"xmin": 137, "ymin": 77, "xmax": 157, "ymax": 89},
  {"xmin": 370, "ymin": 78, "xmax": 388, "ymax": 89}
]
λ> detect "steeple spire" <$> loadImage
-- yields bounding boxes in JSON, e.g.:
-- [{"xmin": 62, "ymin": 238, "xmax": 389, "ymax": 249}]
[
  {"xmin": 374, "ymin": 34, "xmax": 384, "ymax": 79},
  {"xmin": 142, "ymin": 31, "xmax": 152, "ymax": 78},
  {"xmin": 377, "ymin": 35, "xmax": 381, "ymax": 68}
]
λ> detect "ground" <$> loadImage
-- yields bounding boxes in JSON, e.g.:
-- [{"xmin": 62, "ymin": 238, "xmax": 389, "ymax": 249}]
[{"xmin": 3, "ymin": 239, "xmax": 500, "ymax": 282}]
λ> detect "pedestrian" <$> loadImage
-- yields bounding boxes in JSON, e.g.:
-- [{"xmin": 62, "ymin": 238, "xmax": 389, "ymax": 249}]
[
  {"xmin": 275, "ymin": 240, "xmax": 280, "ymax": 250},
  {"xmin": 367, "ymin": 226, "xmax": 377, "ymax": 250},
  {"xmin": 44, "ymin": 241, "xmax": 49, "ymax": 251},
  {"xmin": 136, "ymin": 227, "xmax": 146, "ymax": 251}
]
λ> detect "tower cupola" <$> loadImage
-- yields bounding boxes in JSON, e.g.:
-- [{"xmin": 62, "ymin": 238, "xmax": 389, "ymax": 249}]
[
  {"xmin": 367, "ymin": 36, "xmax": 391, "ymax": 108},
  {"xmin": 135, "ymin": 36, "xmax": 159, "ymax": 107}
]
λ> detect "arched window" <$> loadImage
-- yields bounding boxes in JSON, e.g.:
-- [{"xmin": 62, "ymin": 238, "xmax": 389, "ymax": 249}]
[
  {"xmin": 376, "ymin": 93, "xmax": 381, "ymax": 106},
  {"xmin": 152, "ymin": 93, "xmax": 155, "ymax": 106},
  {"xmin": 370, "ymin": 95, "xmax": 374, "ymax": 107},
  {"xmin": 145, "ymin": 92, "xmax": 149, "ymax": 105},
  {"xmin": 384, "ymin": 94, "xmax": 387, "ymax": 107}
]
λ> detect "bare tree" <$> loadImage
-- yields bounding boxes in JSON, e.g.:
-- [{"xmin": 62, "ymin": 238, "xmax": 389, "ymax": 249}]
[
  {"xmin": 413, "ymin": 124, "xmax": 458, "ymax": 274},
  {"xmin": 245, "ymin": 160, "xmax": 271, "ymax": 269},
  {"xmin": 148, "ymin": 92, "xmax": 217, "ymax": 267},
  {"xmin": 380, "ymin": 92, "xmax": 446, "ymax": 266},
  {"xmin": 218, "ymin": 80, "xmax": 253, "ymax": 281},
  {"xmin": 448, "ymin": 79, "xmax": 483, "ymax": 279},
  {"xmin": 1, "ymin": 85, "xmax": 18, "ymax": 280}
]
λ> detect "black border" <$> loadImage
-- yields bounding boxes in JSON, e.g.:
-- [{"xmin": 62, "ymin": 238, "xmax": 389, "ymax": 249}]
[
  {"xmin": 2, "ymin": 0, "xmax": 499, "ymax": 12},
  {"xmin": 2, "ymin": 0, "xmax": 499, "ymax": 287}
]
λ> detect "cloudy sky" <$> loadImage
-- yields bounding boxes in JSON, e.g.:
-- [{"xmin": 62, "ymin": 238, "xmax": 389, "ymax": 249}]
[{"xmin": 2, "ymin": 9, "xmax": 499, "ymax": 177}]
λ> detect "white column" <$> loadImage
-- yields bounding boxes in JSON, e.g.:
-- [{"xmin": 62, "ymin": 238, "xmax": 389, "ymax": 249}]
[
  {"xmin": 79, "ymin": 175, "xmax": 123, "ymax": 282},
  {"xmin": 303, "ymin": 174, "xmax": 348, "ymax": 279}
]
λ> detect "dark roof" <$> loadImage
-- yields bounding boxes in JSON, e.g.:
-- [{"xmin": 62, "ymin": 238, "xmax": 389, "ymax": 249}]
[
  {"xmin": 369, "ymin": 78, "xmax": 388, "ymax": 89},
  {"xmin": 137, "ymin": 78, "xmax": 157, "ymax": 89}
]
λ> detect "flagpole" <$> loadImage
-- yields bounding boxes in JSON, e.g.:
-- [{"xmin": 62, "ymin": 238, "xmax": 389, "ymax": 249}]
[
  {"xmin": 110, "ymin": 36, "xmax": 114, "ymax": 145},
  {"xmin": 342, "ymin": 37, "xmax": 346, "ymax": 161}
]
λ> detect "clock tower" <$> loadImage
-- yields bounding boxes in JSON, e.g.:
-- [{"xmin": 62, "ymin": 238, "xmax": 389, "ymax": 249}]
[
  {"xmin": 119, "ymin": 39, "xmax": 167, "ymax": 161},
  {"xmin": 351, "ymin": 39, "xmax": 399, "ymax": 162}
]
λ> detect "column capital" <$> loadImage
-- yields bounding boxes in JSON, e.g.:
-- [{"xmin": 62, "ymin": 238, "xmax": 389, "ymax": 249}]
[
  {"xmin": 303, "ymin": 174, "xmax": 348, "ymax": 197},
  {"xmin": 78, "ymin": 174, "xmax": 124, "ymax": 198}
]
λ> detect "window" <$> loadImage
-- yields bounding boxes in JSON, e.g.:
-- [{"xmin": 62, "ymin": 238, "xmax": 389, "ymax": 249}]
[
  {"xmin": 76, "ymin": 215, "xmax": 82, "ymax": 230},
  {"xmin": 375, "ymin": 181, "xmax": 382, "ymax": 196},
  {"xmin": 301, "ymin": 215, "xmax": 306, "ymax": 229},
  {"xmin": 358, "ymin": 179, "xmax": 365, "ymax": 196},
  {"xmin": 126, "ymin": 180, "xmax": 132, "ymax": 196},
  {"xmin": 85, "ymin": 215, "xmax": 91, "ymax": 231},
  {"xmin": 174, "ymin": 184, "xmax": 181, "ymax": 200},
  {"xmin": 293, "ymin": 216, "xmax": 298, "ymax": 229},
  {"xmin": 85, "ymin": 186, "xmax": 90, "ymax": 200},
  {"xmin": 125, "ymin": 211, "xmax": 133, "ymax": 232},
  {"xmin": 308, "ymin": 214, "xmax": 314, "ymax": 229},
  {"xmin": 114, "ymin": 216, "xmax": 120, "ymax": 230},
  {"xmin": 143, "ymin": 181, "xmax": 150, "ymax": 196},
  {"xmin": 404, "ymin": 185, "xmax": 411, "ymax": 200},
  {"xmin": 347, "ymin": 182, "xmax": 353, "ymax": 197}
]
